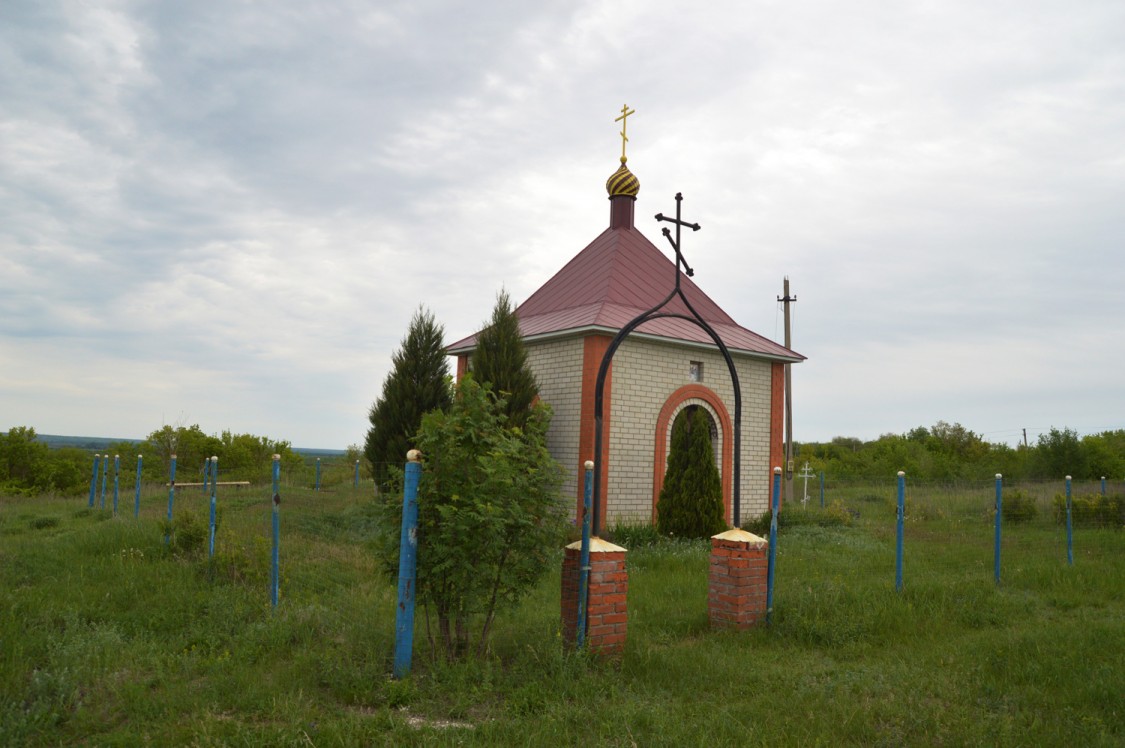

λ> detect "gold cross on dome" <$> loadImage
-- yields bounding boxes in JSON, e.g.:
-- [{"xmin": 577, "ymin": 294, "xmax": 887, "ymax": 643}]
[{"xmin": 615, "ymin": 104, "xmax": 635, "ymax": 163}]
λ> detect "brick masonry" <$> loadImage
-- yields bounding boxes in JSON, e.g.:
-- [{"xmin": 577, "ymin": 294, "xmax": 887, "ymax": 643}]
[
  {"xmin": 708, "ymin": 528, "xmax": 769, "ymax": 629},
  {"xmin": 525, "ymin": 337, "xmax": 585, "ymax": 509},
  {"xmin": 484, "ymin": 331, "xmax": 779, "ymax": 526},
  {"xmin": 561, "ymin": 538, "xmax": 628, "ymax": 656},
  {"xmin": 606, "ymin": 336, "xmax": 774, "ymax": 522}
]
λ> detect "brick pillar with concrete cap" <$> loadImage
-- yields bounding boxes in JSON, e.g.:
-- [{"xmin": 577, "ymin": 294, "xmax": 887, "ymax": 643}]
[
  {"xmin": 562, "ymin": 537, "xmax": 628, "ymax": 655},
  {"xmin": 709, "ymin": 528, "xmax": 769, "ymax": 629}
]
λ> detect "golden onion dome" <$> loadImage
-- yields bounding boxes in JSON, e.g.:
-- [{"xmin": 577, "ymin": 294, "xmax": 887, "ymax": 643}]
[{"xmin": 606, "ymin": 160, "xmax": 640, "ymax": 197}]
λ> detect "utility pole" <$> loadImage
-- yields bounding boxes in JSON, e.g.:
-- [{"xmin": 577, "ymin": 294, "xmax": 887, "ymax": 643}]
[
  {"xmin": 778, "ymin": 277, "xmax": 797, "ymax": 505},
  {"xmin": 1022, "ymin": 428, "xmax": 1028, "ymax": 449}
]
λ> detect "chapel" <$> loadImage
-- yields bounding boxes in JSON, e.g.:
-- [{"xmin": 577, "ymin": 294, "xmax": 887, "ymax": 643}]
[{"xmin": 447, "ymin": 117, "xmax": 804, "ymax": 527}]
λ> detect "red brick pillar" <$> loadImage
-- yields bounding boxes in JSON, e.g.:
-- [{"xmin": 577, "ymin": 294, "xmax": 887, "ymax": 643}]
[
  {"xmin": 561, "ymin": 538, "xmax": 628, "ymax": 655},
  {"xmin": 709, "ymin": 529, "xmax": 768, "ymax": 629}
]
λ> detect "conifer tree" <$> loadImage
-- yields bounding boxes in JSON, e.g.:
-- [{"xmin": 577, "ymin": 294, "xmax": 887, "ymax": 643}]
[
  {"xmin": 469, "ymin": 289, "xmax": 538, "ymax": 428},
  {"xmin": 656, "ymin": 407, "xmax": 726, "ymax": 538},
  {"xmin": 365, "ymin": 307, "xmax": 452, "ymax": 488}
]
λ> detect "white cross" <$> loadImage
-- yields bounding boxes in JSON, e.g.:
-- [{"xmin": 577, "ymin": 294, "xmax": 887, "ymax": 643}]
[{"xmin": 798, "ymin": 461, "xmax": 816, "ymax": 505}]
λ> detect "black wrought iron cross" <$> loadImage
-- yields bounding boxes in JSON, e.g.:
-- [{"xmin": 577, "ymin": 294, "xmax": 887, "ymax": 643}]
[
  {"xmin": 592, "ymin": 189, "xmax": 746, "ymax": 534},
  {"xmin": 655, "ymin": 192, "xmax": 701, "ymax": 284}
]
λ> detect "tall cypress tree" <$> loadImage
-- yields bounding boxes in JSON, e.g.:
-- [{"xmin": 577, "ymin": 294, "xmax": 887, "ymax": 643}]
[
  {"xmin": 470, "ymin": 289, "xmax": 538, "ymax": 428},
  {"xmin": 656, "ymin": 407, "xmax": 726, "ymax": 538},
  {"xmin": 365, "ymin": 307, "xmax": 452, "ymax": 489}
]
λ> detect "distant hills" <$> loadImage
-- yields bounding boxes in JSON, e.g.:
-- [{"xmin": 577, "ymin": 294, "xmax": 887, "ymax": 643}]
[
  {"xmin": 291, "ymin": 447, "xmax": 347, "ymax": 457},
  {"xmin": 36, "ymin": 434, "xmax": 139, "ymax": 451},
  {"xmin": 34, "ymin": 433, "xmax": 345, "ymax": 456}
]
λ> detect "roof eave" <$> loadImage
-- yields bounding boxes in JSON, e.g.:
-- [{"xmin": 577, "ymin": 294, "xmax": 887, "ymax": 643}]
[
  {"xmin": 625, "ymin": 330, "xmax": 806, "ymax": 363},
  {"xmin": 447, "ymin": 325, "xmax": 806, "ymax": 364}
]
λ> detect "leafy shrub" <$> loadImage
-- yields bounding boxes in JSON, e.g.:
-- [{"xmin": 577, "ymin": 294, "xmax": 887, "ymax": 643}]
[
  {"xmin": 904, "ymin": 497, "xmax": 946, "ymax": 522},
  {"xmin": 373, "ymin": 375, "xmax": 566, "ymax": 661},
  {"xmin": 605, "ymin": 521, "xmax": 663, "ymax": 547},
  {"xmin": 1052, "ymin": 493, "xmax": 1124, "ymax": 528},
  {"xmin": 1002, "ymin": 489, "xmax": 1038, "ymax": 524},
  {"xmin": 821, "ymin": 500, "xmax": 856, "ymax": 527},
  {"xmin": 159, "ymin": 508, "xmax": 209, "ymax": 556}
]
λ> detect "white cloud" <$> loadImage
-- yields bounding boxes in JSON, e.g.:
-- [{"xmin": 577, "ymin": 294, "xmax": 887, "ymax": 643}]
[{"xmin": 1, "ymin": 0, "xmax": 1123, "ymax": 447}]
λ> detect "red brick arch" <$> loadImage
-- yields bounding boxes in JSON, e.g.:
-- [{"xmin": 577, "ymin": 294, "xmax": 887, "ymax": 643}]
[{"xmin": 651, "ymin": 384, "xmax": 733, "ymax": 525}]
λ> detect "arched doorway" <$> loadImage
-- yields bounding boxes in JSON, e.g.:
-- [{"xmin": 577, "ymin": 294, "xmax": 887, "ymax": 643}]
[{"xmin": 652, "ymin": 384, "xmax": 733, "ymax": 524}]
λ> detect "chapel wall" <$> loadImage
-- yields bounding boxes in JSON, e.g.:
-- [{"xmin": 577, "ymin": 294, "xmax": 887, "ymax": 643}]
[{"xmin": 606, "ymin": 337, "xmax": 774, "ymax": 524}]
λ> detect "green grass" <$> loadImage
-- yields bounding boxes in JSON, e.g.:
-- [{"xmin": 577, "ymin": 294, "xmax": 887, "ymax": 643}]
[{"xmin": 1, "ymin": 483, "xmax": 1122, "ymax": 746}]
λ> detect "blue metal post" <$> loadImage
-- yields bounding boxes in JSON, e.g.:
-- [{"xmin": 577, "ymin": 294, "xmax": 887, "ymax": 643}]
[
  {"xmin": 577, "ymin": 460, "xmax": 594, "ymax": 650},
  {"xmin": 134, "ymin": 455, "xmax": 143, "ymax": 517},
  {"xmin": 994, "ymin": 473, "xmax": 1003, "ymax": 585},
  {"xmin": 1101, "ymin": 476, "xmax": 1106, "ymax": 496},
  {"xmin": 100, "ymin": 455, "xmax": 108, "ymax": 509},
  {"xmin": 202, "ymin": 459, "xmax": 209, "ymax": 493},
  {"xmin": 393, "ymin": 451, "xmax": 423, "ymax": 679},
  {"xmin": 766, "ymin": 466, "xmax": 781, "ymax": 624},
  {"xmin": 89, "ymin": 454, "xmax": 100, "ymax": 507},
  {"xmin": 896, "ymin": 471, "xmax": 905, "ymax": 592},
  {"xmin": 208, "ymin": 456, "xmax": 218, "ymax": 558},
  {"xmin": 165, "ymin": 455, "xmax": 177, "ymax": 544},
  {"xmin": 315, "ymin": 458, "xmax": 321, "ymax": 491},
  {"xmin": 112, "ymin": 455, "xmax": 120, "ymax": 515},
  {"xmin": 354, "ymin": 460, "xmax": 360, "ymax": 488},
  {"xmin": 1065, "ymin": 475, "xmax": 1073, "ymax": 566},
  {"xmin": 271, "ymin": 455, "xmax": 281, "ymax": 608},
  {"xmin": 819, "ymin": 471, "xmax": 825, "ymax": 508}
]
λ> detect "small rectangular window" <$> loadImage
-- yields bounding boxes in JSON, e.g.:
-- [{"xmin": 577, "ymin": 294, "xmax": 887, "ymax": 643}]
[{"xmin": 689, "ymin": 361, "xmax": 703, "ymax": 383}]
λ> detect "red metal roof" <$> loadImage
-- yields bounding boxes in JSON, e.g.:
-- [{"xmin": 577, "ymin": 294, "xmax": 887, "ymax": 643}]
[{"xmin": 448, "ymin": 202, "xmax": 804, "ymax": 362}]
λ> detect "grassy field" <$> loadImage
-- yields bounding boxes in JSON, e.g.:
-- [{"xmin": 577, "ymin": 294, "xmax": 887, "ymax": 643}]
[{"xmin": 1, "ymin": 480, "xmax": 1122, "ymax": 746}]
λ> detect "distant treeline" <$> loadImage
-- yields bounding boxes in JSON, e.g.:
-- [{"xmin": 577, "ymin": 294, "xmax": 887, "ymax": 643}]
[
  {"xmin": 5, "ymin": 421, "xmax": 1121, "ymax": 496},
  {"xmin": 799, "ymin": 422, "xmax": 1125, "ymax": 483},
  {"xmin": 0, "ymin": 425, "xmax": 360, "ymax": 496},
  {"xmin": 35, "ymin": 433, "xmax": 346, "ymax": 458}
]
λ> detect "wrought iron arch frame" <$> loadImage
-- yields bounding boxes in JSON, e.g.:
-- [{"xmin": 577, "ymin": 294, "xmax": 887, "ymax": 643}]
[{"xmin": 592, "ymin": 193, "xmax": 745, "ymax": 535}]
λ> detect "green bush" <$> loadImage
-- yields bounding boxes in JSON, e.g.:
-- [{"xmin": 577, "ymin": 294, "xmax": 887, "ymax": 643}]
[
  {"xmin": 1002, "ymin": 489, "xmax": 1039, "ymax": 524},
  {"xmin": 470, "ymin": 290, "xmax": 539, "ymax": 429},
  {"xmin": 159, "ymin": 508, "xmax": 210, "ymax": 556},
  {"xmin": 656, "ymin": 408, "xmax": 726, "ymax": 539},
  {"xmin": 605, "ymin": 521, "xmax": 663, "ymax": 547},
  {"xmin": 820, "ymin": 500, "xmax": 856, "ymax": 527},
  {"xmin": 365, "ymin": 307, "xmax": 452, "ymax": 490},
  {"xmin": 373, "ymin": 375, "xmax": 566, "ymax": 661},
  {"xmin": 1052, "ymin": 493, "xmax": 1124, "ymax": 528}
]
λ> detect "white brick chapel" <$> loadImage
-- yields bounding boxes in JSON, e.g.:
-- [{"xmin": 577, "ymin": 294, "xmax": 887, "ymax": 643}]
[{"xmin": 448, "ymin": 148, "xmax": 803, "ymax": 527}]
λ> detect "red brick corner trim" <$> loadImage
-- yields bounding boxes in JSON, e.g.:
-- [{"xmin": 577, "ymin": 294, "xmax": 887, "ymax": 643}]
[
  {"xmin": 769, "ymin": 362, "xmax": 784, "ymax": 510},
  {"xmin": 578, "ymin": 335, "xmax": 613, "ymax": 527}
]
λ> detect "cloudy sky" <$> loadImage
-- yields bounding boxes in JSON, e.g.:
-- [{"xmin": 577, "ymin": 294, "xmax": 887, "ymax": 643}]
[{"xmin": 2, "ymin": 0, "xmax": 1123, "ymax": 450}]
